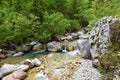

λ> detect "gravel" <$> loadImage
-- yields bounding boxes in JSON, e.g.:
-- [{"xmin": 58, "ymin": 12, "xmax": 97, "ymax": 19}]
[{"xmin": 71, "ymin": 59, "xmax": 101, "ymax": 80}]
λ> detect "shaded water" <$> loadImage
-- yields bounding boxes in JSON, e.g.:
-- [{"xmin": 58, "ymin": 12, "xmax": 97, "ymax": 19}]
[{"xmin": 0, "ymin": 49, "xmax": 46, "ymax": 66}]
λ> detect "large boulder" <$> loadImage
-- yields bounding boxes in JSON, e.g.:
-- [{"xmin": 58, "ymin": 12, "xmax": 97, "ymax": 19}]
[
  {"xmin": 77, "ymin": 38, "xmax": 92, "ymax": 59},
  {"xmin": 77, "ymin": 16, "xmax": 120, "ymax": 58},
  {"xmin": 89, "ymin": 16, "xmax": 120, "ymax": 57},
  {"xmin": 0, "ymin": 64, "xmax": 29, "ymax": 78},
  {"xmin": 47, "ymin": 41, "xmax": 62, "ymax": 52},
  {"xmin": 2, "ymin": 70, "xmax": 27, "ymax": 80}
]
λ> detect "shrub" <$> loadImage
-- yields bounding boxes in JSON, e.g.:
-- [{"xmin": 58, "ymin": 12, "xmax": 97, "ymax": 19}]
[
  {"xmin": 0, "ymin": 11, "xmax": 36, "ymax": 43},
  {"xmin": 41, "ymin": 12, "xmax": 70, "ymax": 35}
]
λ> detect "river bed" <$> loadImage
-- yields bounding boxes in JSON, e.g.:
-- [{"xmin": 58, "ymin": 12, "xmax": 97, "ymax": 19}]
[{"xmin": 0, "ymin": 40, "xmax": 83, "ymax": 80}]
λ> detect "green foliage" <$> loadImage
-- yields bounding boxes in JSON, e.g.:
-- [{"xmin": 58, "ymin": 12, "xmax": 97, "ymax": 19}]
[
  {"xmin": 99, "ymin": 53, "xmax": 120, "ymax": 68},
  {"xmin": 97, "ymin": 67, "xmax": 106, "ymax": 80},
  {"xmin": 35, "ymin": 31, "xmax": 51, "ymax": 43},
  {"xmin": 69, "ymin": 19, "xmax": 80, "ymax": 28},
  {"xmin": 41, "ymin": 12, "xmax": 70, "ymax": 35},
  {"xmin": 97, "ymin": 38, "xmax": 120, "ymax": 79},
  {"xmin": 98, "ymin": 52, "xmax": 120, "ymax": 79},
  {"xmin": 0, "ymin": 11, "xmax": 35, "ymax": 43},
  {"xmin": 0, "ymin": 0, "xmax": 120, "ymax": 43},
  {"xmin": 116, "ymin": 23, "xmax": 120, "ymax": 28},
  {"xmin": 87, "ymin": 0, "xmax": 119, "ymax": 25}
]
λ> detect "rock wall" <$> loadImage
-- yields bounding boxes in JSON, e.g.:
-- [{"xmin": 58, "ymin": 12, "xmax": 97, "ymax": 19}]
[{"xmin": 89, "ymin": 16, "xmax": 120, "ymax": 57}]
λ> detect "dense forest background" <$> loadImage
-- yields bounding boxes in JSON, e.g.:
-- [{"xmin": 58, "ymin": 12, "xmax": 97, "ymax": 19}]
[{"xmin": 0, "ymin": 0, "xmax": 120, "ymax": 44}]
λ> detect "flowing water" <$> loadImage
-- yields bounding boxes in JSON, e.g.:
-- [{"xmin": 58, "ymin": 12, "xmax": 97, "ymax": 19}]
[
  {"xmin": 25, "ymin": 52, "xmax": 82, "ymax": 80},
  {"xmin": 0, "ymin": 40, "xmax": 82, "ymax": 80}
]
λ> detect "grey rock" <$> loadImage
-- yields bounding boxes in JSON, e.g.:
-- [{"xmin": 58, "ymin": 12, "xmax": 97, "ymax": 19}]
[
  {"xmin": 60, "ymin": 36, "xmax": 67, "ymax": 41},
  {"xmin": 66, "ymin": 35, "xmax": 73, "ymax": 41},
  {"xmin": 21, "ymin": 58, "xmax": 41, "ymax": 68},
  {"xmin": 71, "ymin": 33, "xmax": 78, "ymax": 39},
  {"xmin": 77, "ymin": 39, "xmax": 92, "ymax": 59},
  {"xmin": 79, "ymin": 35, "xmax": 89, "ymax": 39},
  {"xmin": 34, "ymin": 72, "xmax": 49, "ymax": 80},
  {"xmin": 0, "ymin": 64, "xmax": 29, "ymax": 78},
  {"xmin": 71, "ymin": 59, "xmax": 101, "ymax": 80},
  {"xmin": 13, "ymin": 52, "xmax": 24, "ymax": 57},
  {"xmin": 47, "ymin": 41, "xmax": 62, "ymax": 52},
  {"xmin": 32, "ymin": 58, "xmax": 41, "ymax": 66},
  {"xmin": 30, "ymin": 41, "xmax": 37, "ymax": 46},
  {"xmin": 89, "ymin": 16, "xmax": 120, "ymax": 58}
]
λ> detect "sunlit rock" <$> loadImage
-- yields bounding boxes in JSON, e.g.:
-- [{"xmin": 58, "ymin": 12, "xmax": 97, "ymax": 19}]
[
  {"xmin": 2, "ymin": 70, "xmax": 27, "ymax": 80},
  {"xmin": 13, "ymin": 52, "xmax": 24, "ymax": 57},
  {"xmin": 0, "ymin": 64, "xmax": 29, "ymax": 78},
  {"xmin": 89, "ymin": 16, "xmax": 120, "ymax": 57},
  {"xmin": 35, "ymin": 72, "xmax": 49, "ymax": 80},
  {"xmin": 32, "ymin": 58, "xmax": 41, "ymax": 66}
]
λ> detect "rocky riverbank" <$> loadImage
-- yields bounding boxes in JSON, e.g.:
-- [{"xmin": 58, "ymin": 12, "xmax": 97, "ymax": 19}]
[{"xmin": 0, "ymin": 16, "xmax": 120, "ymax": 80}]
